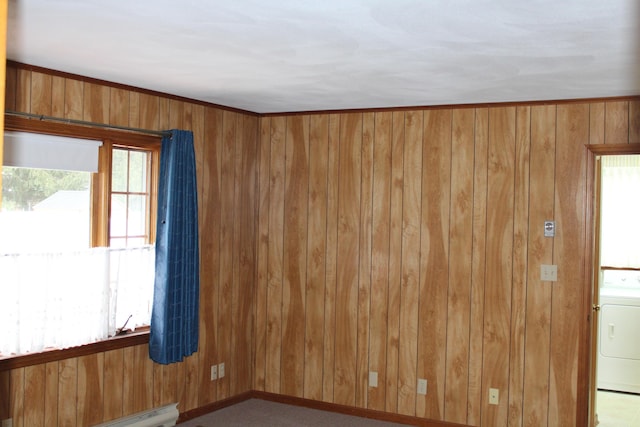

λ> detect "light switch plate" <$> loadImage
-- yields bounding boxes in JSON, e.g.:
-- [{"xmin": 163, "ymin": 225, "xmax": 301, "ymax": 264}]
[
  {"xmin": 417, "ymin": 379, "xmax": 427, "ymax": 395},
  {"xmin": 540, "ymin": 264, "xmax": 557, "ymax": 282}
]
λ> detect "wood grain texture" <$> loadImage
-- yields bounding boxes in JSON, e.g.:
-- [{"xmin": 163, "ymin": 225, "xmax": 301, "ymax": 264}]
[
  {"xmin": 304, "ymin": 114, "xmax": 329, "ymax": 401},
  {"xmin": 334, "ymin": 113, "xmax": 362, "ymax": 406},
  {"xmin": 549, "ymin": 104, "xmax": 589, "ymax": 427},
  {"xmin": 103, "ymin": 350, "xmax": 124, "ymax": 421},
  {"xmin": 385, "ymin": 111, "xmax": 405, "ymax": 414},
  {"xmin": 523, "ymin": 104, "xmax": 556, "ymax": 427},
  {"xmin": 416, "ymin": 109, "xmax": 449, "ymax": 420},
  {"xmin": 397, "ymin": 110, "xmax": 423, "ymax": 416},
  {"xmin": 24, "ymin": 365, "xmax": 45, "ymax": 427},
  {"xmin": 604, "ymin": 101, "xmax": 629, "ymax": 143},
  {"xmin": 369, "ymin": 111, "xmax": 392, "ymax": 411},
  {"xmin": 254, "ymin": 117, "xmax": 271, "ymax": 392},
  {"xmin": 282, "ymin": 115, "xmax": 309, "ymax": 397},
  {"xmin": 507, "ymin": 106, "xmax": 531, "ymax": 427},
  {"xmin": 322, "ymin": 114, "xmax": 340, "ymax": 403},
  {"xmin": 30, "ymin": 71, "xmax": 52, "ymax": 116},
  {"xmin": 482, "ymin": 107, "xmax": 516, "ymax": 427},
  {"xmin": 44, "ymin": 362, "xmax": 59, "ymax": 426},
  {"xmin": 444, "ymin": 108, "xmax": 474, "ymax": 424},
  {"xmin": 467, "ymin": 108, "xmax": 488, "ymax": 426},
  {"xmin": 356, "ymin": 112, "xmax": 374, "ymax": 409},
  {"xmin": 57, "ymin": 358, "xmax": 77, "ymax": 427},
  {"xmin": 77, "ymin": 354, "xmax": 104, "ymax": 426},
  {"xmin": 630, "ymin": 100, "xmax": 640, "ymax": 143},
  {"xmin": 266, "ymin": 116, "xmax": 286, "ymax": 394}
]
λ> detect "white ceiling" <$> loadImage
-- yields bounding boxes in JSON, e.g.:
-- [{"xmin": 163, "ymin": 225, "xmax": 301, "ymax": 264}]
[{"xmin": 6, "ymin": 0, "xmax": 640, "ymax": 114}]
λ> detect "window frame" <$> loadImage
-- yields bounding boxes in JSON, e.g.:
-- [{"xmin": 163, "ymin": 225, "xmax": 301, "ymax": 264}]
[{"xmin": 0, "ymin": 115, "xmax": 161, "ymax": 370}]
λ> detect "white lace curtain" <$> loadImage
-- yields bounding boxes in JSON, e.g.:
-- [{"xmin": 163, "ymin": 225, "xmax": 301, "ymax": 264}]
[
  {"xmin": 600, "ymin": 155, "xmax": 640, "ymax": 268},
  {"xmin": 0, "ymin": 245, "xmax": 154, "ymax": 356}
]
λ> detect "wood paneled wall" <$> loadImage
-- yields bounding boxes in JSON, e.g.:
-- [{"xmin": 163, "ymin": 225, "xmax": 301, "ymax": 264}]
[
  {"xmin": 2, "ymin": 62, "xmax": 640, "ymax": 427},
  {"xmin": 254, "ymin": 100, "xmax": 640, "ymax": 426},
  {"xmin": 0, "ymin": 64, "xmax": 258, "ymax": 426}
]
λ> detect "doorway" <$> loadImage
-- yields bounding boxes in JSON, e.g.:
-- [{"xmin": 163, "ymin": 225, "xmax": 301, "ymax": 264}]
[{"xmin": 591, "ymin": 153, "xmax": 640, "ymax": 426}]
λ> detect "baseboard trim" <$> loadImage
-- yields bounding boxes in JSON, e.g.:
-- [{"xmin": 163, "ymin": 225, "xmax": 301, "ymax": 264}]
[{"xmin": 178, "ymin": 390, "xmax": 469, "ymax": 427}]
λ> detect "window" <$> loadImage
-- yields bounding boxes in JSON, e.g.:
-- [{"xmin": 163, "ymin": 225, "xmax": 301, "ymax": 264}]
[{"xmin": 0, "ymin": 129, "xmax": 160, "ymax": 358}]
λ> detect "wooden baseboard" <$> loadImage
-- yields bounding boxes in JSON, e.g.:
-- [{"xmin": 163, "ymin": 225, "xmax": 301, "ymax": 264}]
[{"xmin": 178, "ymin": 390, "xmax": 469, "ymax": 427}]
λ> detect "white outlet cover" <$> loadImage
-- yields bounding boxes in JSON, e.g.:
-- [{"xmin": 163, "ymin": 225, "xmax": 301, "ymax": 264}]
[
  {"xmin": 417, "ymin": 379, "xmax": 427, "ymax": 395},
  {"xmin": 540, "ymin": 264, "xmax": 558, "ymax": 282},
  {"xmin": 210, "ymin": 364, "xmax": 217, "ymax": 380},
  {"xmin": 489, "ymin": 388, "xmax": 499, "ymax": 405},
  {"xmin": 369, "ymin": 371, "xmax": 378, "ymax": 388},
  {"xmin": 219, "ymin": 362, "xmax": 225, "ymax": 378}
]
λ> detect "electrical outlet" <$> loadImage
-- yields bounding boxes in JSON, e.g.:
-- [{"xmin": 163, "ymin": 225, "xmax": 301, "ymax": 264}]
[
  {"xmin": 369, "ymin": 371, "xmax": 378, "ymax": 388},
  {"xmin": 210, "ymin": 364, "xmax": 218, "ymax": 381},
  {"xmin": 540, "ymin": 264, "xmax": 557, "ymax": 282},
  {"xmin": 417, "ymin": 378, "xmax": 427, "ymax": 395},
  {"xmin": 2, "ymin": 418, "xmax": 13, "ymax": 427},
  {"xmin": 489, "ymin": 388, "xmax": 499, "ymax": 405},
  {"xmin": 218, "ymin": 362, "xmax": 225, "ymax": 378}
]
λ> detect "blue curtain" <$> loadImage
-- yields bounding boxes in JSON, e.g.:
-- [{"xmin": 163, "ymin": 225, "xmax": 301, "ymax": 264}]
[{"xmin": 149, "ymin": 129, "xmax": 200, "ymax": 364}]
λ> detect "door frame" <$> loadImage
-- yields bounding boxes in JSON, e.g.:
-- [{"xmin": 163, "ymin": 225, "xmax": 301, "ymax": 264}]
[{"xmin": 582, "ymin": 143, "xmax": 640, "ymax": 427}]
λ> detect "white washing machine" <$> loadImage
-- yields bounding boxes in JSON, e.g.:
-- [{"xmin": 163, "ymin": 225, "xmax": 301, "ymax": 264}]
[{"xmin": 597, "ymin": 276, "xmax": 640, "ymax": 394}]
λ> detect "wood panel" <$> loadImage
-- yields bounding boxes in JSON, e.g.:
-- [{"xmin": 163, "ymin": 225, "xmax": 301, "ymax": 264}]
[
  {"xmin": 444, "ymin": 108, "xmax": 474, "ymax": 424},
  {"xmin": 254, "ymin": 116, "xmax": 271, "ymax": 392},
  {"xmin": 356, "ymin": 112, "xmax": 374, "ymax": 409},
  {"xmin": 369, "ymin": 111, "xmax": 392, "ymax": 411},
  {"xmin": 481, "ymin": 107, "xmax": 515, "ymax": 427},
  {"xmin": 385, "ymin": 111, "xmax": 404, "ymax": 414},
  {"xmin": 467, "ymin": 108, "xmax": 489, "ymax": 426},
  {"xmin": 77, "ymin": 354, "xmax": 104, "ymax": 426},
  {"xmin": 304, "ymin": 114, "xmax": 329, "ymax": 401},
  {"xmin": 549, "ymin": 104, "xmax": 589, "ymax": 426},
  {"xmin": 217, "ymin": 110, "xmax": 237, "ymax": 401},
  {"xmin": 266, "ymin": 116, "xmax": 285, "ymax": 394},
  {"xmin": 631, "ymin": 100, "xmax": 640, "ymax": 143},
  {"xmin": 235, "ymin": 113, "xmax": 257, "ymax": 394},
  {"xmin": 103, "ymin": 350, "xmax": 124, "ymax": 421},
  {"xmin": 334, "ymin": 113, "xmax": 362, "ymax": 406},
  {"xmin": 24, "ymin": 365, "xmax": 45, "ymax": 427},
  {"xmin": 322, "ymin": 114, "xmax": 340, "ymax": 403},
  {"xmin": 282, "ymin": 115, "xmax": 309, "ymax": 397},
  {"xmin": 523, "ymin": 104, "xmax": 556, "ymax": 426},
  {"xmin": 198, "ymin": 107, "xmax": 223, "ymax": 405},
  {"xmin": 416, "ymin": 109, "xmax": 449, "ymax": 419},
  {"xmin": 508, "ymin": 105, "xmax": 531, "ymax": 427},
  {"xmin": 604, "ymin": 101, "xmax": 629, "ymax": 143}
]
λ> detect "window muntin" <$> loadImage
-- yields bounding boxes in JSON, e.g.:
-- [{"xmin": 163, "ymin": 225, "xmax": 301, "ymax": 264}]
[{"xmin": 110, "ymin": 147, "xmax": 153, "ymax": 248}]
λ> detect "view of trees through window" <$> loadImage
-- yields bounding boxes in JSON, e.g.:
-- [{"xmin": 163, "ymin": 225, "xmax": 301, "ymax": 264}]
[
  {"xmin": 0, "ymin": 167, "xmax": 91, "ymax": 253},
  {"xmin": 1, "ymin": 167, "xmax": 89, "ymax": 211}
]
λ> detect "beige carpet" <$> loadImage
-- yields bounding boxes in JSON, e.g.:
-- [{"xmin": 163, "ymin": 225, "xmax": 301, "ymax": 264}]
[{"xmin": 178, "ymin": 399, "xmax": 413, "ymax": 427}]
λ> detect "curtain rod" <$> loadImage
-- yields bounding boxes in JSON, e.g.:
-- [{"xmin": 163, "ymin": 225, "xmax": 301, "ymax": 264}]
[{"xmin": 5, "ymin": 111, "xmax": 171, "ymax": 137}]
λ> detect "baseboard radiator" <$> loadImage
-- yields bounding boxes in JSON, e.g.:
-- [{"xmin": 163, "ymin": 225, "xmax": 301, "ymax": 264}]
[{"xmin": 94, "ymin": 403, "xmax": 179, "ymax": 427}]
